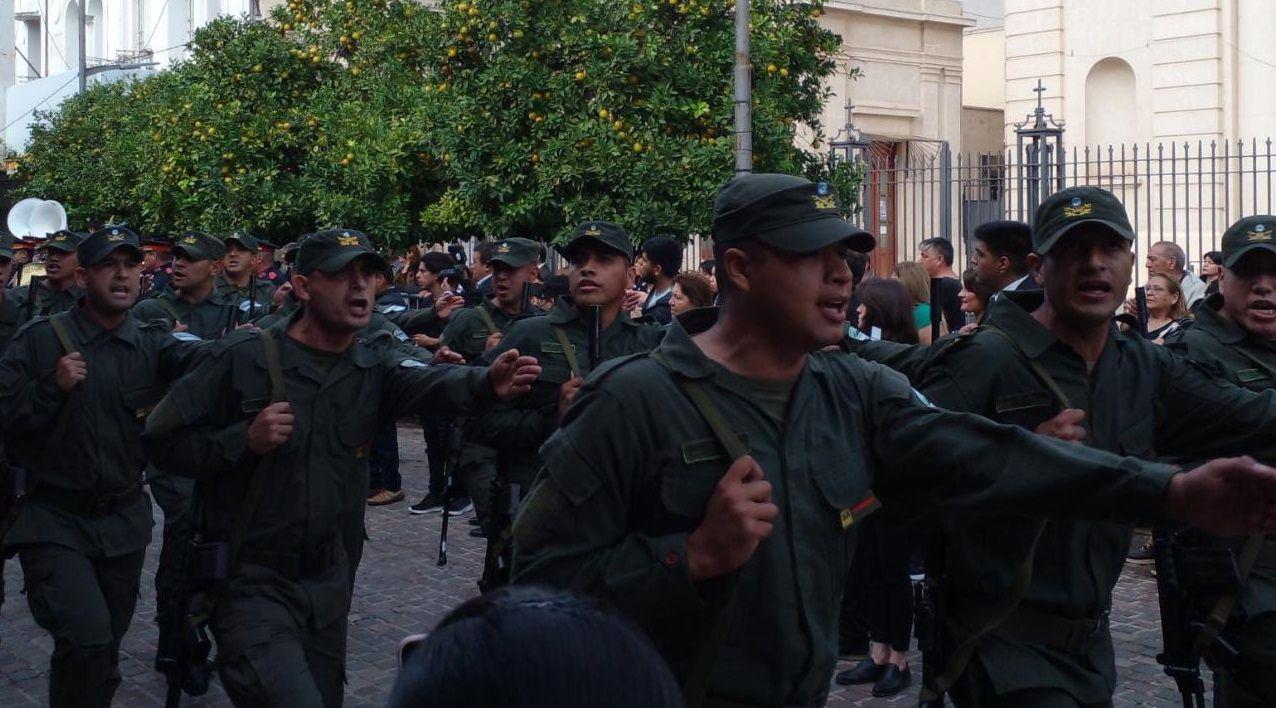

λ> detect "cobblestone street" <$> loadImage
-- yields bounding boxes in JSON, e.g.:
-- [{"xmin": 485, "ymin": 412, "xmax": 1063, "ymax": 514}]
[{"xmin": 0, "ymin": 426, "xmax": 1210, "ymax": 706}]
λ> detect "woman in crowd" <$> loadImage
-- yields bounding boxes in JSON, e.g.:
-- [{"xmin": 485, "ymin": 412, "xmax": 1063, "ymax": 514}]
[
  {"xmin": 1144, "ymin": 271, "xmax": 1191, "ymax": 342},
  {"xmin": 892, "ymin": 261, "xmax": 944, "ymax": 344},
  {"xmin": 670, "ymin": 271, "xmax": 715, "ymax": 316},
  {"xmin": 1202, "ymin": 250, "xmax": 1223, "ymax": 296},
  {"xmin": 838, "ymin": 276, "xmax": 917, "ymax": 698},
  {"xmin": 958, "ymin": 267, "xmax": 996, "ymax": 328},
  {"xmin": 388, "ymin": 586, "xmax": 682, "ymax": 708}
]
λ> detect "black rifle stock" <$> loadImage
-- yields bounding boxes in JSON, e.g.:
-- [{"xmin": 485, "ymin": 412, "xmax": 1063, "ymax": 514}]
[
  {"xmin": 1152, "ymin": 526, "xmax": 1208, "ymax": 708},
  {"xmin": 436, "ymin": 421, "xmax": 466, "ymax": 567},
  {"xmin": 915, "ymin": 526, "xmax": 949, "ymax": 707},
  {"xmin": 520, "ymin": 282, "xmax": 533, "ymax": 316},
  {"xmin": 25, "ymin": 276, "xmax": 43, "ymax": 322},
  {"xmin": 1135, "ymin": 286, "xmax": 1150, "ymax": 338}
]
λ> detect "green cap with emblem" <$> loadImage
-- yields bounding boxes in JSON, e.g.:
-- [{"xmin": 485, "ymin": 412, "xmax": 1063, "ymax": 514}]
[
  {"xmin": 78, "ymin": 225, "xmax": 142, "ymax": 266},
  {"xmin": 0, "ymin": 232, "xmax": 14, "ymax": 259},
  {"xmin": 39, "ymin": 229, "xmax": 88, "ymax": 253},
  {"xmin": 711, "ymin": 173, "xmax": 875, "ymax": 253},
  {"xmin": 1032, "ymin": 186, "xmax": 1134, "ymax": 255},
  {"xmin": 173, "ymin": 231, "xmax": 227, "ymax": 261},
  {"xmin": 556, "ymin": 221, "xmax": 634, "ymax": 260},
  {"xmin": 489, "ymin": 237, "xmax": 542, "ymax": 268},
  {"xmin": 1220, "ymin": 215, "xmax": 1276, "ymax": 268},
  {"xmin": 224, "ymin": 230, "xmax": 259, "ymax": 252},
  {"xmin": 295, "ymin": 228, "xmax": 388, "ymax": 275}
]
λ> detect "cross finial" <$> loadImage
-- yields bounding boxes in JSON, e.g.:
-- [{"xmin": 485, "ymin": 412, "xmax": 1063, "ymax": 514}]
[{"xmin": 1033, "ymin": 79, "xmax": 1047, "ymax": 110}]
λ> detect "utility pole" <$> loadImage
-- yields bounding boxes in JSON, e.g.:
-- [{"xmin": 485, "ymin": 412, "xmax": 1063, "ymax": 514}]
[
  {"xmin": 733, "ymin": 0, "xmax": 752, "ymax": 174},
  {"xmin": 77, "ymin": 0, "xmax": 86, "ymax": 92}
]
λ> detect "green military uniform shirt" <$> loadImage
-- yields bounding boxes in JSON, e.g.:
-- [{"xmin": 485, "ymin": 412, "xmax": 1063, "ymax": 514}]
[
  {"xmin": 0, "ymin": 307, "xmax": 204, "ymax": 556},
  {"xmin": 133, "ymin": 288, "xmax": 236, "ymax": 339},
  {"xmin": 0, "ymin": 293, "xmax": 21, "ymax": 354},
  {"xmin": 215, "ymin": 274, "xmax": 275, "ymax": 323},
  {"xmin": 511, "ymin": 308, "xmax": 1183, "ymax": 707},
  {"xmin": 899, "ymin": 290, "xmax": 1276, "ymax": 702},
  {"xmin": 9, "ymin": 283, "xmax": 82, "ymax": 321},
  {"xmin": 144, "ymin": 313, "xmax": 499, "ymax": 629},
  {"xmin": 467, "ymin": 297, "xmax": 664, "ymax": 489},
  {"xmin": 1164, "ymin": 294, "xmax": 1276, "ymax": 696},
  {"xmin": 440, "ymin": 298, "xmax": 538, "ymax": 364}
]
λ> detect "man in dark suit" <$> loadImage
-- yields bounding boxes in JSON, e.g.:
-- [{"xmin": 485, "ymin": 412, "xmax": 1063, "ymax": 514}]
[
  {"xmin": 971, "ymin": 220, "xmax": 1039, "ymax": 293},
  {"xmin": 636, "ymin": 236, "xmax": 681, "ymax": 325}
]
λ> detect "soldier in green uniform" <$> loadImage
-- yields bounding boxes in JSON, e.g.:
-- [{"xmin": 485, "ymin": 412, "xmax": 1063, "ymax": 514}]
[
  {"xmin": 0, "ymin": 234, "xmax": 21, "ymax": 351},
  {"xmin": 1163, "ymin": 215, "xmax": 1276, "ymax": 708},
  {"xmin": 509, "ymin": 173, "xmax": 1276, "ymax": 708},
  {"xmin": 143, "ymin": 229, "xmax": 541, "ymax": 708},
  {"xmin": 11, "ymin": 230, "xmax": 86, "ymax": 320},
  {"xmin": 470, "ymin": 222, "xmax": 664, "ymax": 586},
  {"xmin": 216, "ymin": 231, "xmax": 275, "ymax": 323},
  {"xmin": 439, "ymin": 237, "xmax": 543, "ymax": 532},
  {"xmin": 842, "ymin": 188, "xmax": 1276, "ymax": 707},
  {"xmin": 0, "ymin": 226, "xmax": 205, "ymax": 707},
  {"xmin": 133, "ymin": 231, "xmax": 235, "ymax": 336}
]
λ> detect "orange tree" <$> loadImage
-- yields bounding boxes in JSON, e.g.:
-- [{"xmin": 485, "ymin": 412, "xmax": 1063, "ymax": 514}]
[{"xmin": 417, "ymin": 0, "xmax": 857, "ymax": 243}]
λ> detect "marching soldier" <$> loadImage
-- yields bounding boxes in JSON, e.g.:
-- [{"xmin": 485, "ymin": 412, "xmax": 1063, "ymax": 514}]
[
  {"xmin": 217, "ymin": 231, "xmax": 275, "ymax": 323},
  {"xmin": 133, "ymin": 231, "xmax": 235, "ymax": 335},
  {"xmin": 144, "ymin": 228, "xmax": 540, "ymax": 708},
  {"xmin": 509, "ymin": 173, "xmax": 1276, "ymax": 708},
  {"xmin": 140, "ymin": 236, "xmax": 173, "ymax": 297},
  {"xmin": 1, "ymin": 234, "xmax": 20, "ymax": 350},
  {"xmin": 256, "ymin": 239, "xmax": 285, "ymax": 286},
  {"xmin": 470, "ymin": 222, "xmax": 664, "ymax": 587},
  {"xmin": 0, "ymin": 226, "xmax": 205, "ymax": 707},
  {"xmin": 438, "ymin": 237, "xmax": 543, "ymax": 532},
  {"xmin": 1164, "ymin": 215, "xmax": 1276, "ymax": 708},
  {"xmin": 11, "ymin": 230, "xmax": 86, "ymax": 320},
  {"xmin": 7, "ymin": 237, "xmax": 36, "ymax": 289}
]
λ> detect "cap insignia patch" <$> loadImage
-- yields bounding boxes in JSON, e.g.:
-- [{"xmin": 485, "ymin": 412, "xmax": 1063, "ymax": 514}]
[
  {"xmin": 1063, "ymin": 200, "xmax": 1093, "ymax": 218},
  {"xmin": 812, "ymin": 193, "xmax": 838, "ymax": 210},
  {"xmin": 584, "ymin": 225, "xmax": 602, "ymax": 237},
  {"xmin": 497, "ymin": 242, "xmax": 511, "ymax": 254},
  {"xmin": 182, "ymin": 236, "xmax": 198, "ymax": 245},
  {"xmin": 107, "ymin": 234, "xmax": 125, "ymax": 242},
  {"xmin": 1247, "ymin": 229, "xmax": 1272, "ymax": 242},
  {"xmin": 338, "ymin": 235, "xmax": 360, "ymax": 247}
]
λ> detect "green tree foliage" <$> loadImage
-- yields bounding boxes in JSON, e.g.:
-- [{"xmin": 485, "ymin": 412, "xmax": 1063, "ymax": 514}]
[{"xmin": 15, "ymin": 0, "xmax": 861, "ymax": 247}]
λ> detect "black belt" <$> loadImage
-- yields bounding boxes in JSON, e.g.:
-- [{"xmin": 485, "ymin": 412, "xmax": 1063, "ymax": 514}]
[
  {"xmin": 238, "ymin": 540, "xmax": 340, "ymax": 581},
  {"xmin": 29, "ymin": 484, "xmax": 143, "ymax": 519},
  {"xmin": 996, "ymin": 604, "xmax": 1110, "ymax": 654}
]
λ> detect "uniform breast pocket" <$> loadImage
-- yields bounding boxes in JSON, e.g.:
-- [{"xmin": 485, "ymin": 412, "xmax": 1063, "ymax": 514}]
[
  {"xmin": 121, "ymin": 384, "xmax": 165, "ymax": 421},
  {"xmin": 659, "ymin": 438, "xmax": 736, "ymax": 522},
  {"xmin": 1118, "ymin": 414, "xmax": 1155, "ymax": 457},
  {"xmin": 337, "ymin": 414, "xmax": 378, "ymax": 460},
  {"xmin": 994, "ymin": 390, "xmax": 1056, "ymax": 431}
]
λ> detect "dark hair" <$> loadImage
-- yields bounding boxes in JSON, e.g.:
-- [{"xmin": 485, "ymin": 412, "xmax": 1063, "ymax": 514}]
[
  {"xmin": 473, "ymin": 240, "xmax": 495, "ymax": 265},
  {"xmin": 641, "ymin": 236, "xmax": 683, "ymax": 278},
  {"xmin": 674, "ymin": 271, "xmax": 715, "ymax": 308},
  {"xmin": 960, "ymin": 267, "xmax": 995, "ymax": 310},
  {"xmin": 421, "ymin": 251, "xmax": 455, "ymax": 275},
  {"xmin": 699, "ymin": 259, "xmax": 715, "ymax": 277},
  {"xmin": 388, "ymin": 586, "xmax": 682, "ymax": 708},
  {"xmin": 856, "ymin": 277, "xmax": 919, "ymax": 344},
  {"xmin": 973, "ymin": 220, "xmax": 1033, "ymax": 274},
  {"xmin": 845, "ymin": 250, "xmax": 870, "ymax": 287},
  {"xmin": 919, "ymin": 237, "xmax": 954, "ymax": 266},
  {"xmin": 1204, "ymin": 251, "xmax": 1223, "ymax": 266}
]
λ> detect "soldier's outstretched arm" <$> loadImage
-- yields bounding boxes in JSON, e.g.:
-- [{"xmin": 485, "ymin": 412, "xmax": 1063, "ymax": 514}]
[
  {"xmin": 1151, "ymin": 346, "xmax": 1276, "ymax": 464},
  {"xmin": 0, "ymin": 326, "xmax": 68, "ymax": 433},
  {"xmin": 144, "ymin": 350, "xmax": 247, "ymax": 480},
  {"xmin": 511, "ymin": 385, "xmax": 705, "ymax": 625},
  {"xmin": 864, "ymin": 362, "xmax": 1276, "ymax": 535},
  {"xmin": 380, "ymin": 347, "xmax": 539, "ymax": 422}
]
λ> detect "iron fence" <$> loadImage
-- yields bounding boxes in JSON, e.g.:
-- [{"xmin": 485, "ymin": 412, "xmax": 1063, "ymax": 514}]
[{"xmin": 856, "ymin": 137, "xmax": 1276, "ymax": 286}]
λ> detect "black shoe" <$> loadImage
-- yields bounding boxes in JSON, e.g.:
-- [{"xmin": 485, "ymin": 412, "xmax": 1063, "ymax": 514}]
[
  {"xmin": 182, "ymin": 660, "xmax": 213, "ymax": 697},
  {"xmin": 835, "ymin": 657, "xmax": 886, "ymax": 686},
  {"xmin": 445, "ymin": 497, "xmax": 474, "ymax": 517},
  {"xmin": 468, "ymin": 526, "xmax": 486, "ymax": 538},
  {"xmin": 1128, "ymin": 537, "xmax": 1155, "ymax": 565},
  {"xmin": 409, "ymin": 493, "xmax": 446, "ymax": 515},
  {"xmin": 871, "ymin": 664, "xmax": 911, "ymax": 697}
]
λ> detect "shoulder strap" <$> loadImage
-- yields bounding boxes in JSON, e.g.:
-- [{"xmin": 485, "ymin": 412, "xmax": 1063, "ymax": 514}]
[
  {"xmin": 227, "ymin": 329, "xmax": 289, "ymax": 574},
  {"xmin": 1193, "ymin": 533, "xmax": 1265, "ymax": 656},
  {"xmin": 47, "ymin": 313, "xmax": 79, "ymax": 355},
  {"xmin": 156, "ymin": 296, "xmax": 182, "ymax": 324},
  {"xmin": 980, "ymin": 324, "xmax": 1073, "ymax": 408},
  {"xmin": 551, "ymin": 325, "xmax": 582, "ymax": 379},
  {"xmin": 476, "ymin": 303, "xmax": 500, "ymax": 335}
]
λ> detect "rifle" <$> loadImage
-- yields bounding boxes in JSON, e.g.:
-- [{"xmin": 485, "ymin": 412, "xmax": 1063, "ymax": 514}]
[
  {"xmin": 519, "ymin": 282, "xmax": 533, "ymax": 316},
  {"xmin": 588, "ymin": 304, "xmax": 602, "ymax": 371},
  {"xmin": 25, "ymin": 276, "xmax": 43, "ymax": 322},
  {"xmin": 914, "ymin": 525, "xmax": 948, "ymax": 708},
  {"xmin": 436, "ymin": 421, "xmax": 466, "ymax": 567},
  {"xmin": 1152, "ymin": 526, "xmax": 1209, "ymax": 708},
  {"xmin": 155, "ymin": 496, "xmax": 218, "ymax": 708},
  {"xmin": 1136, "ymin": 286, "xmax": 1150, "ymax": 338},
  {"xmin": 246, "ymin": 280, "xmax": 257, "ymax": 325}
]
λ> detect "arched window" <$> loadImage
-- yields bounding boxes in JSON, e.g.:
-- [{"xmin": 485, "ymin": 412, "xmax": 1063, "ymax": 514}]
[
  {"xmin": 64, "ymin": 1, "xmax": 81, "ymax": 71},
  {"xmin": 87, "ymin": 0, "xmax": 104, "ymax": 62},
  {"xmin": 1085, "ymin": 58, "xmax": 1137, "ymax": 147}
]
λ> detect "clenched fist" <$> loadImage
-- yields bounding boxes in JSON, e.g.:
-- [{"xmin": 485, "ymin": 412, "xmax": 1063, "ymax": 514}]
[
  {"xmin": 247, "ymin": 401, "xmax": 294, "ymax": 456},
  {"xmin": 687, "ymin": 455, "xmax": 779, "ymax": 581},
  {"xmin": 55, "ymin": 352, "xmax": 87, "ymax": 392}
]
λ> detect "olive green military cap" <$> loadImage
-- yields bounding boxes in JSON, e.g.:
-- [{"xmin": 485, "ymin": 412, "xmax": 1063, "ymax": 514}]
[
  {"xmin": 295, "ymin": 228, "xmax": 388, "ymax": 275},
  {"xmin": 1033, "ymin": 186, "xmax": 1134, "ymax": 255},
  {"xmin": 79, "ymin": 225, "xmax": 143, "ymax": 266},
  {"xmin": 173, "ymin": 231, "xmax": 227, "ymax": 261},
  {"xmin": 711, "ymin": 173, "xmax": 875, "ymax": 254},
  {"xmin": 489, "ymin": 237, "xmax": 542, "ymax": 268},
  {"xmin": 40, "ymin": 229, "xmax": 88, "ymax": 253},
  {"xmin": 224, "ymin": 230, "xmax": 260, "ymax": 252},
  {"xmin": 555, "ymin": 221, "xmax": 634, "ymax": 261},
  {"xmin": 1220, "ymin": 215, "xmax": 1276, "ymax": 268},
  {"xmin": 0, "ymin": 232, "xmax": 14, "ymax": 260}
]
